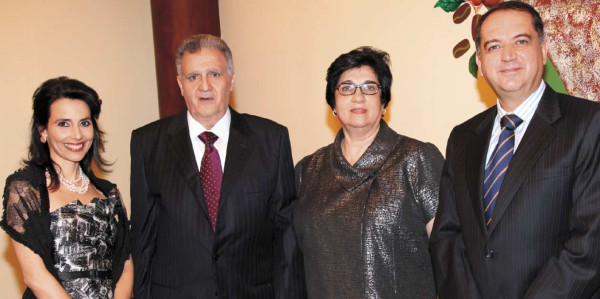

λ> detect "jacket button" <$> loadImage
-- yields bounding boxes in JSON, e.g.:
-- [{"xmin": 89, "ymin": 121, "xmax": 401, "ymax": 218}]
[
  {"xmin": 486, "ymin": 250, "xmax": 495, "ymax": 258},
  {"xmin": 213, "ymin": 254, "xmax": 219, "ymax": 261}
]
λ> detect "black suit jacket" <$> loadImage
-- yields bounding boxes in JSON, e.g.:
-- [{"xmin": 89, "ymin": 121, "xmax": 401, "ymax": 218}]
[
  {"xmin": 430, "ymin": 86, "xmax": 600, "ymax": 299},
  {"xmin": 130, "ymin": 108, "xmax": 306, "ymax": 298}
]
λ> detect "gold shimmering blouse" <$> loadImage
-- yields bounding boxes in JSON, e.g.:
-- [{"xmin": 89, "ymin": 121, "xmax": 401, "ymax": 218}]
[{"xmin": 294, "ymin": 121, "xmax": 444, "ymax": 299}]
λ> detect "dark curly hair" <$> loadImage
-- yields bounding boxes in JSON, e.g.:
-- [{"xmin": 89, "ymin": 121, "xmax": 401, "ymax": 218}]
[
  {"xmin": 325, "ymin": 46, "xmax": 392, "ymax": 109},
  {"xmin": 25, "ymin": 76, "xmax": 111, "ymax": 191}
]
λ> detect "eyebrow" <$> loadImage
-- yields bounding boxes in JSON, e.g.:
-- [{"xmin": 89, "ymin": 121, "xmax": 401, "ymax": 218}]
[
  {"xmin": 513, "ymin": 33, "xmax": 532, "ymax": 40},
  {"xmin": 483, "ymin": 39, "xmax": 500, "ymax": 49},
  {"xmin": 483, "ymin": 33, "xmax": 533, "ymax": 49},
  {"xmin": 339, "ymin": 79, "xmax": 380, "ymax": 85},
  {"xmin": 54, "ymin": 117, "xmax": 91, "ymax": 123},
  {"xmin": 187, "ymin": 68, "xmax": 223, "ymax": 74}
]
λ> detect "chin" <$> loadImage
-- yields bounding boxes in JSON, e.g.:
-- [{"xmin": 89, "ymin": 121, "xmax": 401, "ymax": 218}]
[{"xmin": 346, "ymin": 121, "xmax": 378, "ymax": 130}]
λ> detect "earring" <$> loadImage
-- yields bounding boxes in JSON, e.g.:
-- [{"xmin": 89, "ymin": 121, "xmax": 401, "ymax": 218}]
[
  {"xmin": 332, "ymin": 110, "xmax": 338, "ymax": 116},
  {"xmin": 40, "ymin": 136, "xmax": 46, "ymax": 143}
]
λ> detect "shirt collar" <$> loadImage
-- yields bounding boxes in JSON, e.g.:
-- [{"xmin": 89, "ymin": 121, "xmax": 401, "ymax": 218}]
[
  {"xmin": 187, "ymin": 108, "xmax": 231, "ymax": 141},
  {"xmin": 496, "ymin": 81, "xmax": 546, "ymax": 124}
]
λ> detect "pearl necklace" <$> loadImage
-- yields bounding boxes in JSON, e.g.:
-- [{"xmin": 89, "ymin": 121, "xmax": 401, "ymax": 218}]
[{"xmin": 47, "ymin": 166, "xmax": 90, "ymax": 194}]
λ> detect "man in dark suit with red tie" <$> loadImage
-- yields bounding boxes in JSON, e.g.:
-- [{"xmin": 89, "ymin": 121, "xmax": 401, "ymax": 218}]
[
  {"xmin": 130, "ymin": 34, "xmax": 306, "ymax": 298},
  {"xmin": 430, "ymin": 2, "xmax": 600, "ymax": 298}
]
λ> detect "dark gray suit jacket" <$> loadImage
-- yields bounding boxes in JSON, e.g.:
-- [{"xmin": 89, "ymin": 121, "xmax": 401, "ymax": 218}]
[
  {"xmin": 130, "ymin": 108, "xmax": 306, "ymax": 298},
  {"xmin": 430, "ymin": 86, "xmax": 600, "ymax": 298}
]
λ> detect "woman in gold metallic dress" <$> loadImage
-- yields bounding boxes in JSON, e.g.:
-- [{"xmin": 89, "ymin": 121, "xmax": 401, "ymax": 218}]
[{"xmin": 294, "ymin": 47, "xmax": 444, "ymax": 298}]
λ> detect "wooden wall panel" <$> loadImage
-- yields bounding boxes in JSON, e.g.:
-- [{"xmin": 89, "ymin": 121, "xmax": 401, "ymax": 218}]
[{"xmin": 151, "ymin": 0, "xmax": 221, "ymax": 118}]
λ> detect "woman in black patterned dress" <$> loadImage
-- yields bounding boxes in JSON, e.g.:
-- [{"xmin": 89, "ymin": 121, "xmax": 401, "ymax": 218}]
[{"xmin": 1, "ymin": 77, "xmax": 133, "ymax": 298}]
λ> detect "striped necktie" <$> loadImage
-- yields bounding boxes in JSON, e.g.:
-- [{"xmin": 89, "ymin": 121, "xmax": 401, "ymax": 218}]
[{"xmin": 483, "ymin": 114, "xmax": 523, "ymax": 226}]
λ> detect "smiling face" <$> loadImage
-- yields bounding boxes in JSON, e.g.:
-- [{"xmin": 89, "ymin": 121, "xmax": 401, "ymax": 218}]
[
  {"xmin": 177, "ymin": 47, "xmax": 235, "ymax": 129},
  {"xmin": 476, "ymin": 10, "xmax": 548, "ymax": 109},
  {"xmin": 334, "ymin": 66, "xmax": 385, "ymax": 134},
  {"xmin": 40, "ymin": 98, "xmax": 94, "ymax": 170}
]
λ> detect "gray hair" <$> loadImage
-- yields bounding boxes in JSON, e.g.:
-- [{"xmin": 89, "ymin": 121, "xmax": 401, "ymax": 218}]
[{"xmin": 176, "ymin": 34, "xmax": 234, "ymax": 75}]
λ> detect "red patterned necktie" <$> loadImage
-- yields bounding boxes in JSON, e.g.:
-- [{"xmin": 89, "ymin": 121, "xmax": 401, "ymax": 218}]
[{"xmin": 199, "ymin": 131, "xmax": 223, "ymax": 230}]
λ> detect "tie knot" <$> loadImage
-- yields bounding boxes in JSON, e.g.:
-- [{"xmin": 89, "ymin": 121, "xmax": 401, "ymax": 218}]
[
  {"xmin": 501, "ymin": 114, "xmax": 523, "ymax": 131},
  {"xmin": 199, "ymin": 131, "xmax": 219, "ymax": 145}
]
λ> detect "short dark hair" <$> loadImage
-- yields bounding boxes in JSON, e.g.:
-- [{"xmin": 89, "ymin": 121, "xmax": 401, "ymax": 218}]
[
  {"xmin": 26, "ymin": 76, "xmax": 111, "ymax": 190},
  {"xmin": 475, "ymin": 1, "xmax": 544, "ymax": 55},
  {"xmin": 325, "ymin": 46, "xmax": 392, "ymax": 109},
  {"xmin": 176, "ymin": 34, "xmax": 234, "ymax": 75}
]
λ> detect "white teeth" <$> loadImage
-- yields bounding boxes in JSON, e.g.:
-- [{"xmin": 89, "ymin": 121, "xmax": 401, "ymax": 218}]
[{"xmin": 65, "ymin": 144, "xmax": 83, "ymax": 150}]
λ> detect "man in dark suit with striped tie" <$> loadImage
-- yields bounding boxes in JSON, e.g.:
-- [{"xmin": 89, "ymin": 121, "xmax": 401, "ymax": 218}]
[
  {"xmin": 430, "ymin": 2, "xmax": 600, "ymax": 298},
  {"xmin": 130, "ymin": 34, "xmax": 306, "ymax": 298}
]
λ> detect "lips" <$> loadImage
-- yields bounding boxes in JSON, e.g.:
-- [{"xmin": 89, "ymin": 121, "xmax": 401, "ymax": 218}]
[
  {"xmin": 198, "ymin": 92, "xmax": 214, "ymax": 100},
  {"xmin": 351, "ymin": 108, "xmax": 367, "ymax": 114},
  {"xmin": 64, "ymin": 143, "xmax": 84, "ymax": 152},
  {"xmin": 499, "ymin": 65, "xmax": 523, "ymax": 74}
]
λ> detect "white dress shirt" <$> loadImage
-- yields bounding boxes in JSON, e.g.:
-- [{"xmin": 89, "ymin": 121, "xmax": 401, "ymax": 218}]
[
  {"xmin": 485, "ymin": 82, "xmax": 546, "ymax": 165},
  {"xmin": 187, "ymin": 108, "xmax": 231, "ymax": 172}
]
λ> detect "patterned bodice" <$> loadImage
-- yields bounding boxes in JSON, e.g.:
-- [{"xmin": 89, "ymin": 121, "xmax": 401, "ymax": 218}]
[{"xmin": 49, "ymin": 196, "xmax": 120, "ymax": 298}]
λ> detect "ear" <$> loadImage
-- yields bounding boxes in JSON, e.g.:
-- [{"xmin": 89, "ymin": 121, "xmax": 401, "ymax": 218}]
[
  {"xmin": 475, "ymin": 53, "xmax": 484, "ymax": 79},
  {"xmin": 229, "ymin": 73, "xmax": 236, "ymax": 91},
  {"xmin": 541, "ymin": 40, "xmax": 549, "ymax": 65},
  {"xmin": 38, "ymin": 126, "xmax": 47, "ymax": 142},
  {"xmin": 176, "ymin": 75, "xmax": 184, "ymax": 96}
]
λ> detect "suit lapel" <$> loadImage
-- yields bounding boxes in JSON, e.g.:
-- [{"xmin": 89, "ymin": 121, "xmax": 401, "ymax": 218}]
[
  {"xmin": 219, "ymin": 108, "xmax": 253, "ymax": 209},
  {"xmin": 488, "ymin": 87, "xmax": 561, "ymax": 234},
  {"xmin": 166, "ymin": 112, "xmax": 211, "ymax": 222},
  {"xmin": 466, "ymin": 109, "xmax": 496, "ymax": 237}
]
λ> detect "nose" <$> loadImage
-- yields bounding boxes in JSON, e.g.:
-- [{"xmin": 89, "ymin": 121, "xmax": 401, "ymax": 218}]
[
  {"xmin": 351, "ymin": 88, "xmax": 366, "ymax": 103},
  {"xmin": 72, "ymin": 126, "xmax": 83, "ymax": 140},
  {"xmin": 199, "ymin": 76, "xmax": 211, "ymax": 91},
  {"xmin": 501, "ymin": 45, "xmax": 516, "ymax": 61}
]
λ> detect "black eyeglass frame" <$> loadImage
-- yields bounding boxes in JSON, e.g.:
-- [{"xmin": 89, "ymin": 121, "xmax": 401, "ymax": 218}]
[{"xmin": 335, "ymin": 83, "xmax": 381, "ymax": 96}]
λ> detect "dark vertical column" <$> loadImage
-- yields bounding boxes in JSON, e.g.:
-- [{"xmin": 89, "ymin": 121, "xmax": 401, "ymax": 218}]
[{"xmin": 150, "ymin": 0, "xmax": 221, "ymax": 118}]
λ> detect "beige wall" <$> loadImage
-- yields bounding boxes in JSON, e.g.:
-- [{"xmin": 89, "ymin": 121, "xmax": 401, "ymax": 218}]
[
  {"xmin": 0, "ymin": 1, "xmax": 159, "ymax": 296},
  {"xmin": 220, "ymin": 0, "xmax": 495, "ymax": 162},
  {"xmin": 0, "ymin": 0, "xmax": 496, "ymax": 296}
]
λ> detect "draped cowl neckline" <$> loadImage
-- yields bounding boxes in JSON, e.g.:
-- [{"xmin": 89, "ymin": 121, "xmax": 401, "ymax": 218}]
[{"xmin": 331, "ymin": 120, "xmax": 399, "ymax": 191}]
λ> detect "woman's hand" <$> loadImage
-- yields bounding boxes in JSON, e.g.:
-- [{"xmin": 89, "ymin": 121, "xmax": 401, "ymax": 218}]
[
  {"xmin": 10, "ymin": 238, "xmax": 70, "ymax": 299},
  {"xmin": 427, "ymin": 218, "xmax": 435, "ymax": 238},
  {"xmin": 114, "ymin": 257, "xmax": 134, "ymax": 299}
]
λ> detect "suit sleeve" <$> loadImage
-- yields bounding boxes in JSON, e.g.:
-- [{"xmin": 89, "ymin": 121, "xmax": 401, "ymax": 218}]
[
  {"xmin": 130, "ymin": 130, "xmax": 159, "ymax": 299},
  {"xmin": 525, "ymin": 110, "xmax": 600, "ymax": 298},
  {"xmin": 270, "ymin": 127, "xmax": 307, "ymax": 299},
  {"xmin": 429, "ymin": 129, "xmax": 481, "ymax": 299}
]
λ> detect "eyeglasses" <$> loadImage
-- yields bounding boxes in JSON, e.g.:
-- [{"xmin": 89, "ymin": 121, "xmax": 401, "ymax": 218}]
[{"xmin": 335, "ymin": 83, "xmax": 381, "ymax": 96}]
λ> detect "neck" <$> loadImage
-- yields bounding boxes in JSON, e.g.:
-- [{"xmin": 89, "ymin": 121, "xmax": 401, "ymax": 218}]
[
  {"xmin": 195, "ymin": 110, "xmax": 227, "ymax": 131},
  {"xmin": 55, "ymin": 162, "xmax": 80, "ymax": 180},
  {"xmin": 498, "ymin": 96, "xmax": 525, "ymax": 113},
  {"xmin": 341, "ymin": 122, "xmax": 380, "ymax": 166},
  {"xmin": 497, "ymin": 81, "xmax": 542, "ymax": 112}
]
